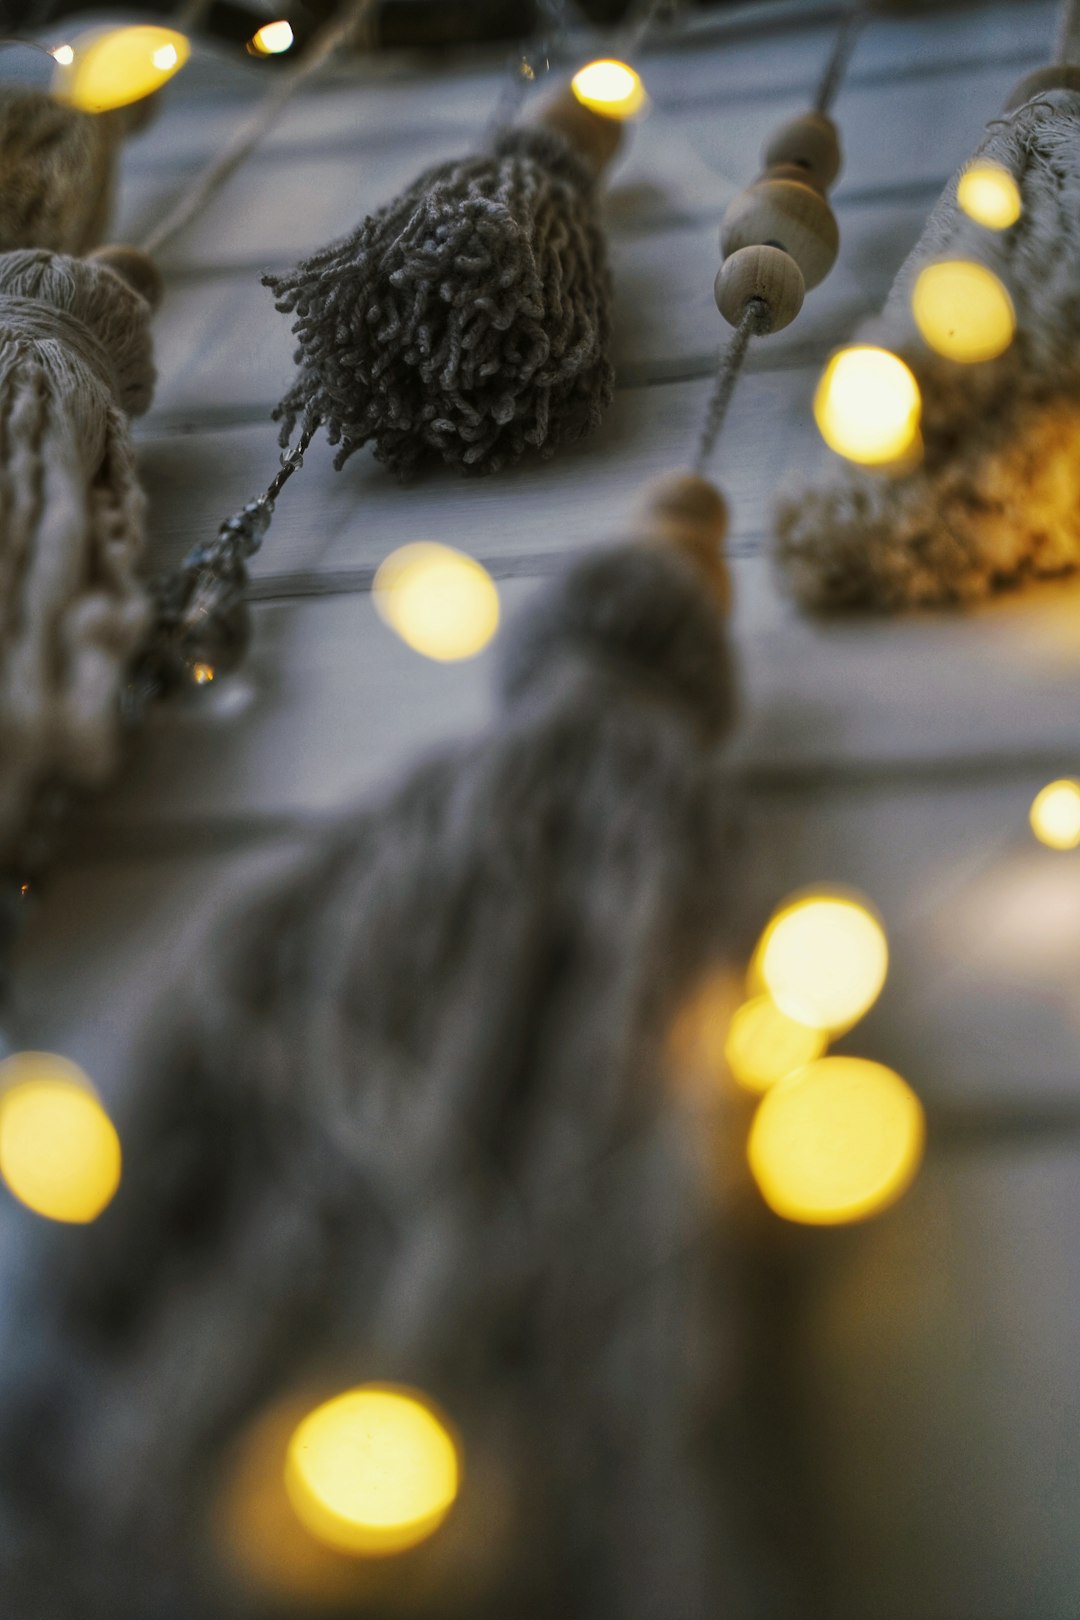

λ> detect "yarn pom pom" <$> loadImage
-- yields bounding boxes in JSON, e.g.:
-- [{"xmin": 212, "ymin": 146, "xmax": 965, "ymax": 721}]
[
  {"xmin": 265, "ymin": 126, "xmax": 614, "ymax": 477},
  {"xmin": 0, "ymin": 89, "xmax": 126, "ymax": 255}
]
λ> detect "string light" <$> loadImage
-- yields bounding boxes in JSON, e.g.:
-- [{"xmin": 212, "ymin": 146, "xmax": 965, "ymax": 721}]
[
  {"xmin": 285, "ymin": 1386, "xmax": 460, "ymax": 1557},
  {"xmin": 52, "ymin": 26, "xmax": 191, "ymax": 113},
  {"xmin": 813, "ymin": 345, "xmax": 922, "ymax": 466},
  {"xmin": 912, "ymin": 260, "xmax": 1015, "ymax": 363},
  {"xmin": 752, "ymin": 890, "xmax": 888, "ymax": 1036},
  {"xmin": 956, "ymin": 162, "xmax": 1022, "ymax": 230},
  {"xmin": 1030, "ymin": 778, "xmax": 1080, "ymax": 850},
  {"xmin": 50, "ymin": 43, "xmax": 75, "ymax": 65},
  {"xmin": 0, "ymin": 1052, "xmax": 121, "ymax": 1224},
  {"xmin": 570, "ymin": 60, "xmax": 647, "ymax": 120},
  {"xmin": 249, "ymin": 21, "xmax": 295, "ymax": 56},
  {"xmin": 373, "ymin": 542, "xmax": 500, "ymax": 662},
  {"xmin": 748, "ymin": 1056, "xmax": 924, "ymax": 1224},
  {"xmin": 190, "ymin": 662, "xmax": 215, "ymax": 686},
  {"xmin": 723, "ymin": 994, "xmax": 826, "ymax": 1093}
]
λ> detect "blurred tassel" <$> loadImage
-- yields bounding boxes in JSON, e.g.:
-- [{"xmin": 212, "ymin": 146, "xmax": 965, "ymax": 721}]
[
  {"xmin": 0, "ymin": 89, "xmax": 143, "ymax": 254},
  {"xmin": 0, "ymin": 247, "xmax": 159, "ymax": 859},
  {"xmin": 776, "ymin": 72, "xmax": 1080, "ymax": 609},
  {"xmin": 266, "ymin": 85, "xmax": 622, "ymax": 477},
  {"xmin": 0, "ymin": 481, "xmax": 744, "ymax": 1617}
]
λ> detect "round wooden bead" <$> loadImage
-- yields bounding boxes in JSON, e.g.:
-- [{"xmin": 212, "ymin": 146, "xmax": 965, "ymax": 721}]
[
  {"xmin": 636, "ymin": 472, "xmax": 730, "ymax": 606},
  {"xmin": 720, "ymin": 177, "xmax": 838, "ymax": 290},
  {"xmin": 762, "ymin": 112, "xmax": 841, "ymax": 190},
  {"xmin": 89, "ymin": 244, "xmax": 164, "ymax": 311},
  {"xmin": 1003, "ymin": 63, "xmax": 1080, "ymax": 111},
  {"xmin": 714, "ymin": 244, "xmax": 804, "ymax": 333},
  {"xmin": 532, "ymin": 82, "xmax": 623, "ymax": 174},
  {"xmin": 765, "ymin": 160, "xmax": 823, "ymax": 188}
]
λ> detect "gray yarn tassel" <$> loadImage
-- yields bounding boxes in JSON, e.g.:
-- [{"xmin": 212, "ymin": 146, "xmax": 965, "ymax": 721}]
[
  {"xmin": 0, "ymin": 247, "xmax": 161, "ymax": 862},
  {"xmin": 266, "ymin": 86, "xmax": 623, "ymax": 477},
  {"xmin": 0, "ymin": 89, "xmax": 140, "ymax": 255},
  {"xmin": 0, "ymin": 483, "xmax": 741, "ymax": 1617},
  {"xmin": 775, "ymin": 63, "xmax": 1080, "ymax": 610}
]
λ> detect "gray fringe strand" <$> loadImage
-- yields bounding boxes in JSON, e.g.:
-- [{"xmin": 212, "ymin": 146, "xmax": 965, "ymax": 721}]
[
  {"xmin": 0, "ymin": 534, "xmax": 740, "ymax": 1618},
  {"xmin": 775, "ymin": 89, "xmax": 1080, "ymax": 611},
  {"xmin": 265, "ymin": 126, "xmax": 615, "ymax": 477}
]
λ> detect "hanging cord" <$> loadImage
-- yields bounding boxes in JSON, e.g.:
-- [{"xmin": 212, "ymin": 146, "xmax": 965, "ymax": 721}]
[
  {"xmin": 692, "ymin": 299, "xmax": 768, "ymax": 475},
  {"xmin": 1057, "ymin": 0, "xmax": 1080, "ymax": 63},
  {"xmin": 140, "ymin": 0, "xmax": 379, "ymax": 258},
  {"xmin": 812, "ymin": 2, "xmax": 867, "ymax": 115},
  {"xmin": 485, "ymin": 0, "xmax": 573, "ymax": 145}
]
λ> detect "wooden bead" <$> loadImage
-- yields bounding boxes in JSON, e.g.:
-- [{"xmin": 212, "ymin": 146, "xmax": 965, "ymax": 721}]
[
  {"xmin": 90, "ymin": 244, "xmax": 164, "ymax": 311},
  {"xmin": 636, "ymin": 472, "xmax": 730, "ymax": 606},
  {"xmin": 765, "ymin": 160, "xmax": 825, "ymax": 189},
  {"xmin": 1003, "ymin": 64, "xmax": 1080, "ymax": 111},
  {"xmin": 532, "ymin": 82, "xmax": 623, "ymax": 175},
  {"xmin": 714, "ymin": 244, "xmax": 804, "ymax": 333},
  {"xmin": 762, "ymin": 112, "xmax": 841, "ymax": 190},
  {"xmin": 721, "ymin": 177, "xmax": 838, "ymax": 290}
]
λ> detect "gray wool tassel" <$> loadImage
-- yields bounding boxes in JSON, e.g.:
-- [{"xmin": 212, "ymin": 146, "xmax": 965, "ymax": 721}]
[
  {"xmin": 775, "ymin": 73, "xmax": 1080, "ymax": 611},
  {"xmin": 0, "ymin": 479, "xmax": 743, "ymax": 1618},
  {"xmin": 266, "ymin": 85, "xmax": 622, "ymax": 477},
  {"xmin": 0, "ymin": 246, "xmax": 160, "ymax": 862},
  {"xmin": 0, "ymin": 89, "xmax": 138, "ymax": 256}
]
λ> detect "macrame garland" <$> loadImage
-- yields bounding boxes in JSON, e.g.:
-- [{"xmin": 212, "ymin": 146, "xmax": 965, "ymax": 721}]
[
  {"xmin": 776, "ymin": 7, "xmax": 1080, "ymax": 610},
  {"xmin": 0, "ymin": 482, "xmax": 738, "ymax": 1618},
  {"xmin": 266, "ymin": 85, "xmax": 620, "ymax": 478},
  {"xmin": 0, "ymin": 246, "xmax": 160, "ymax": 862}
]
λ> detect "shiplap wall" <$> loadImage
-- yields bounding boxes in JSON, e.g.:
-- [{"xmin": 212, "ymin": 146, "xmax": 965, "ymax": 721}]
[{"xmin": 11, "ymin": 2, "xmax": 1080, "ymax": 1613}]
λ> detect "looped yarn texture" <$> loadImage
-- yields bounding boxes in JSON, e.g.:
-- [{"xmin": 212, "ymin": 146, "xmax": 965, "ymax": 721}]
[
  {"xmin": 0, "ymin": 535, "xmax": 738, "ymax": 1616},
  {"xmin": 776, "ymin": 91, "xmax": 1080, "ymax": 610},
  {"xmin": 266, "ymin": 125, "xmax": 615, "ymax": 477},
  {"xmin": 0, "ymin": 250, "xmax": 156, "ymax": 857},
  {"xmin": 0, "ymin": 89, "xmax": 122, "ymax": 255}
]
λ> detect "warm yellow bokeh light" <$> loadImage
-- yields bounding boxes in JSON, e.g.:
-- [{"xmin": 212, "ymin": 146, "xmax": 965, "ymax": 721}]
[
  {"xmin": 748, "ymin": 1056, "xmax": 924, "ymax": 1224},
  {"xmin": 723, "ymin": 995, "xmax": 826, "ymax": 1093},
  {"xmin": 912, "ymin": 260, "xmax": 1015, "ymax": 363},
  {"xmin": 957, "ymin": 162, "xmax": 1022, "ymax": 230},
  {"xmin": 813, "ymin": 346, "xmax": 922, "ymax": 466},
  {"xmin": 1030, "ymin": 778, "xmax": 1080, "ymax": 850},
  {"xmin": 753, "ymin": 891, "xmax": 888, "ymax": 1036},
  {"xmin": 53, "ymin": 26, "xmax": 190, "ymax": 112},
  {"xmin": 373, "ymin": 543, "xmax": 500, "ymax": 662},
  {"xmin": 285, "ymin": 1386, "xmax": 459, "ymax": 1557},
  {"xmin": 0, "ymin": 1053, "xmax": 121, "ymax": 1224},
  {"xmin": 190, "ymin": 661, "xmax": 215, "ymax": 686},
  {"xmin": 570, "ymin": 59, "xmax": 647, "ymax": 120},
  {"xmin": 249, "ymin": 20, "xmax": 295, "ymax": 55}
]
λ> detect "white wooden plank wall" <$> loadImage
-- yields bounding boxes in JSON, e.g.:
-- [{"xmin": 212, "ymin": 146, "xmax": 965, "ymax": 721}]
[{"xmin": 12, "ymin": 2, "xmax": 1080, "ymax": 1613}]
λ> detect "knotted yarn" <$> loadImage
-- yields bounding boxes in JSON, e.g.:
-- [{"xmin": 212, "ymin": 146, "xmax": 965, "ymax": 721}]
[
  {"xmin": 0, "ymin": 89, "xmax": 131, "ymax": 255},
  {"xmin": 0, "ymin": 248, "xmax": 158, "ymax": 860},
  {"xmin": 266, "ymin": 97, "xmax": 620, "ymax": 477},
  {"xmin": 775, "ymin": 86, "xmax": 1080, "ymax": 610},
  {"xmin": 0, "ymin": 495, "xmax": 741, "ymax": 1618}
]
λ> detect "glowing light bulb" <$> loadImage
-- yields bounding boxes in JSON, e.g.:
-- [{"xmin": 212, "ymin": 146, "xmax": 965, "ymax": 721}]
[
  {"xmin": 373, "ymin": 543, "xmax": 500, "ymax": 662},
  {"xmin": 813, "ymin": 345, "xmax": 922, "ymax": 466},
  {"xmin": 1030, "ymin": 778, "xmax": 1080, "ymax": 850},
  {"xmin": 748, "ymin": 1056, "xmax": 924, "ymax": 1224},
  {"xmin": 957, "ymin": 162, "xmax": 1022, "ymax": 230},
  {"xmin": 723, "ymin": 995, "xmax": 826, "ymax": 1093},
  {"xmin": 51, "ymin": 43, "xmax": 75, "ymax": 65},
  {"xmin": 53, "ymin": 26, "xmax": 190, "ymax": 113},
  {"xmin": 570, "ymin": 59, "xmax": 647, "ymax": 120},
  {"xmin": 191, "ymin": 662, "xmax": 215, "ymax": 686},
  {"xmin": 249, "ymin": 20, "xmax": 295, "ymax": 55},
  {"xmin": 752, "ymin": 890, "xmax": 888, "ymax": 1037},
  {"xmin": 285, "ymin": 1386, "xmax": 459, "ymax": 1557},
  {"xmin": 0, "ymin": 1053, "xmax": 121, "ymax": 1224},
  {"xmin": 912, "ymin": 260, "xmax": 1015, "ymax": 363}
]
